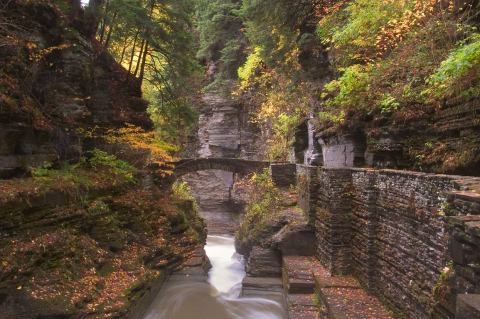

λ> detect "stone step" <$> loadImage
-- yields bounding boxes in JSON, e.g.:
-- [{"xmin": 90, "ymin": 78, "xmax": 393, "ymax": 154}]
[
  {"xmin": 456, "ymin": 294, "xmax": 480, "ymax": 319},
  {"xmin": 242, "ymin": 276, "xmax": 287, "ymax": 311},
  {"xmin": 282, "ymin": 256, "xmax": 316, "ymax": 294},
  {"xmin": 312, "ymin": 262, "xmax": 393, "ymax": 319},
  {"xmin": 313, "ymin": 266, "xmax": 361, "ymax": 290},
  {"xmin": 287, "ymin": 294, "xmax": 319, "ymax": 319},
  {"xmin": 319, "ymin": 287, "xmax": 393, "ymax": 319},
  {"xmin": 246, "ymin": 246, "xmax": 282, "ymax": 277},
  {"xmin": 242, "ymin": 276, "xmax": 284, "ymax": 292}
]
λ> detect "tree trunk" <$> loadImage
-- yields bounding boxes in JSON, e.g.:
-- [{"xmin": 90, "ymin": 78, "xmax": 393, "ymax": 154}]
[
  {"xmin": 135, "ymin": 0, "xmax": 155, "ymax": 82},
  {"xmin": 119, "ymin": 37, "xmax": 129, "ymax": 64},
  {"xmin": 134, "ymin": 39, "xmax": 146, "ymax": 77},
  {"xmin": 104, "ymin": 10, "xmax": 117, "ymax": 49},
  {"xmin": 138, "ymin": 41, "xmax": 149, "ymax": 85},
  {"xmin": 70, "ymin": 0, "xmax": 81, "ymax": 21},
  {"xmin": 87, "ymin": 0, "xmax": 105, "ymax": 39},
  {"xmin": 128, "ymin": 32, "xmax": 139, "ymax": 74},
  {"xmin": 98, "ymin": 0, "xmax": 109, "ymax": 44}
]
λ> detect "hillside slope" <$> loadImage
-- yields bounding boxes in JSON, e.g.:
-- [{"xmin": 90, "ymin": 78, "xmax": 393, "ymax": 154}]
[{"xmin": 0, "ymin": 2, "xmax": 205, "ymax": 318}]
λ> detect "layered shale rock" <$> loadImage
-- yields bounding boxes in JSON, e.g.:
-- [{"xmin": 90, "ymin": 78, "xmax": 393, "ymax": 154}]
[{"xmin": 0, "ymin": 0, "xmax": 150, "ymax": 178}]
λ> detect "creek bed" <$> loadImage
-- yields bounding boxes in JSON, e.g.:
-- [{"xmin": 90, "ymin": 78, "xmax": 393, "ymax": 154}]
[{"xmin": 142, "ymin": 235, "xmax": 286, "ymax": 319}]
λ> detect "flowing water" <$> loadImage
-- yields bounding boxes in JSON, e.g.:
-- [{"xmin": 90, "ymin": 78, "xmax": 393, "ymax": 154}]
[{"xmin": 142, "ymin": 235, "xmax": 286, "ymax": 319}]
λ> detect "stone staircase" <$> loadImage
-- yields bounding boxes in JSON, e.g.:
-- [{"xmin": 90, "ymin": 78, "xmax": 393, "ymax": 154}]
[
  {"xmin": 282, "ymin": 255, "xmax": 394, "ymax": 319},
  {"xmin": 314, "ymin": 265, "xmax": 393, "ymax": 319},
  {"xmin": 241, "ymin": 246, "xmax": 286, "ymax": 306},
  {"xmin": 282, "ymin": 256, "xmax": 318, "ymax": 319}
]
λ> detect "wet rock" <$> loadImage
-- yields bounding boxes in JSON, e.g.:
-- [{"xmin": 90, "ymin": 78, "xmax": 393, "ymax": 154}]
[
  {"xmin": 242, "ymin": 276, "xmax": 283, "ymax": 292},
  {"xmin": 246, "ymin": 246, "xmax": 282, "ymax": 277},
  {"xmin": 273, "ymin": 224, "xmax": 316, "ymax": 256},
  {"xmin": 0, "ymin": 291, "xmax": 74, "ymax": 319}
]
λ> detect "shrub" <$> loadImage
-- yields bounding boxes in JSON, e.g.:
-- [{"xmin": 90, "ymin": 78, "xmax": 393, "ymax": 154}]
[
  {"xmin": 104, "ymin": 124, "xmax": 176, "ymax": 176},
  {"xmin": 172, "ymin": 181, "xmax": 195, "ymax": 202},
  {"xmin": 425, "ymin": 33, "xmax": 480, "ymax": 99},
  {"xmin": 319, "ymin": 64, "xmax": 371, "ymax": 125},
  {"xmin": 89, "ymin": 149, "xmax": 137, "ymax": 183},
  {"xmin": 379, "ymin": 93, "xmax": 400, "ymax": 113},
  {"xmin": 318, "ymin": 0, "xmax": 414, "ymax": 65},
  {"xmin": 31, "ymin": 162, "xmax": 55, "ymax": 178},
  {"xmin": 237, "ymin": 169, "xmax": 280, "ymax": 243},
  {"xmin": 238, "ymin": 47, "xmax": 264, "ymax": 88},
  {"xmin": 31, "ymin": 160, "xmax": 91, "ymax": 187}
]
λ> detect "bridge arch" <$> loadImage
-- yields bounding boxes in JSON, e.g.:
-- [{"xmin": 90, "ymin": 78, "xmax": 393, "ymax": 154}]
[{"xmin": 170, "ymin": 158, "xmax": 271, "ymax": 177}]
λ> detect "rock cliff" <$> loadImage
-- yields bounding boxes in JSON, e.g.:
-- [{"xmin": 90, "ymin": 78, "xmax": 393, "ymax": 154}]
[
  {"xmin": 0, "ymin": 0, "xmax": 151, "ymax": 178},
  {"xmin": 182, "ymin": 90, "xmax": 261, "ymax": 222}
]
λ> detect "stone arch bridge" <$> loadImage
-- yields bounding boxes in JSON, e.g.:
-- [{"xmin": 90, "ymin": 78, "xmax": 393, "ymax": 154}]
[
  {"xmin": 169, "ymin": 158, "xmax": 271, "ymax": 177},
  {"xmin": 160, "ymin": 158, "xmax": 296, "ymax": 187}
]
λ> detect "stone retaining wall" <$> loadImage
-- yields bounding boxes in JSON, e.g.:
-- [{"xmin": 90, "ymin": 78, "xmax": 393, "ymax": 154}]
[
  {"xmin": 295, "ymin": 165, "xmax": 480, "ymax": 318},
  {"xmin": 296, "ymin": 165, "xmax": 318, "ymax": 226},
  {"xmin": 447, "ymin": 191, "xmax": 480, "ymax": 319}
]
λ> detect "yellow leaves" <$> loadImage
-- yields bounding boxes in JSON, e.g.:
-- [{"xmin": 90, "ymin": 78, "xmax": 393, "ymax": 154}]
[
  {"xmin": 25, "ymin": 41, "xmax": 37, "ymax": 50},
  {"xmin": 105, "ymin": 124, "xmax": 176, "ymax": 164},
  {"xmin": 375, "ymin": 0, "xmax": 454, "ymax": 56},
  {"xmin": 27, "ymin": 42, "xmax": 71, "ymax": 62},
  {"xmin": 104, "ymin": 124, "xmax": 176, "ymax": 175}
]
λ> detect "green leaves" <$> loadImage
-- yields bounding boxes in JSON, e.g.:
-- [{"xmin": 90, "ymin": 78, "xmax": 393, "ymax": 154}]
[
  {"xmin": 89, "ymin": 149, "xmax": 137, "ymax": 183},
  {"xmin": 425, "ymin": 33, "xmax": 480, "ymax": 100},
  {"xmin": 317, "ymin": 0, "xmax": 414, "ymax": 65},
  {"xmin": 195, "ymin": 0, "xmax": 245, "ymax": 89},
  {"xmin": 322, "ymin": 64, "xmax": 372, "ymax": 110}
]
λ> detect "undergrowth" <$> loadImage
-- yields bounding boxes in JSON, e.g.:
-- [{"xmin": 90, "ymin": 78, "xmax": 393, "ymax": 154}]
[
  {"xmin": 31, "ymin": 148, "xmax": 137, "ymax": 187},
  {"xmin": 89, "ymin": 149, "xmax": 137, "ymax": 183},
  {"xmin": 237, "ymin": 169, "xmax": 280, "ymax": 245},
  {"xmin": 425, "ymin": 32, "xmax": 480, "ymax": 100},
  {"xmin": 171, "ymin": 180, "xmax": 205, "ymax": 241},
  {"xmin": 314, "ymin": 0, "xmax": 479, "ymax": 131}
]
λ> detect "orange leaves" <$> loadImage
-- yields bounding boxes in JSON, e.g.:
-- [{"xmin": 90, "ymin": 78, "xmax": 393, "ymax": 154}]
[
  {"xmin": 105, "ymin": 124, "xmax": 175, "ymax": 162},
  {"xmin": 104, "ymin": 124, "xmax": 176, "ymax": 176},
  {"xmin": 314, "ymin": 0, "xmax": 347, "ymax": 17},
  {"xmin": 1, "ymin": 185, "xmax": 201, "ymax": 317},
  {"xmin": 375, "ymin": 0, "xmax": 453, "ymax": 56},
  {"xmin": 26, "ymin": 42, "xmax": 71, "ymax": 62}
]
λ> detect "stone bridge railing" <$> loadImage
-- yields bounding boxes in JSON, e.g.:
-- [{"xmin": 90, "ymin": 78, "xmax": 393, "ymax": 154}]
[{"xmin": 167, "ymin": 158, "xmax": 298, "ymax": 187}]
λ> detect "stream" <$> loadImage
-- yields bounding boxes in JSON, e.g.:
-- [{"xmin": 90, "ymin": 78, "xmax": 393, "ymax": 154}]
[{"xmin": 142, "ymin": 235, "xmax": 286, "ymax": 319}]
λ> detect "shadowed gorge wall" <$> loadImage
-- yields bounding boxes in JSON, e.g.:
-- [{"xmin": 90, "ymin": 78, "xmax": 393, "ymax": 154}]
[{"xmin": 0, "ymin": 1, "xmax": 151, "ymax": 178}]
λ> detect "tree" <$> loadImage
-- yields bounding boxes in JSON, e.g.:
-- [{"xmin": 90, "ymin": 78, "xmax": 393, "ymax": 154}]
[
  {"xmin": 195, "ymin": 0, "xmax": 246, "ymax": 90},
  {"xmin": 86, "ymin": 0, "xmax": 200, "ymax": 144}
]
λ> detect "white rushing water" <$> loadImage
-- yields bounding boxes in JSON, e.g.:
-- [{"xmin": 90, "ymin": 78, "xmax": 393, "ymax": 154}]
[{"xmin": 143, "ymin": 235, "xmax": 285, "ymax": 319}]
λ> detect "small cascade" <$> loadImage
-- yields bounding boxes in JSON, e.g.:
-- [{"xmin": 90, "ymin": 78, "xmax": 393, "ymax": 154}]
[{"xmin": 142, "ymin": 235, "xmax": 286, "ymax": 319}]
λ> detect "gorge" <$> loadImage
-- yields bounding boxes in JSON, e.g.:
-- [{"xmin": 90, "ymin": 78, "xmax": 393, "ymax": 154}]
[{"xmin": 1, "ymin": 1, "xmax": 480, "ymax": 319}]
